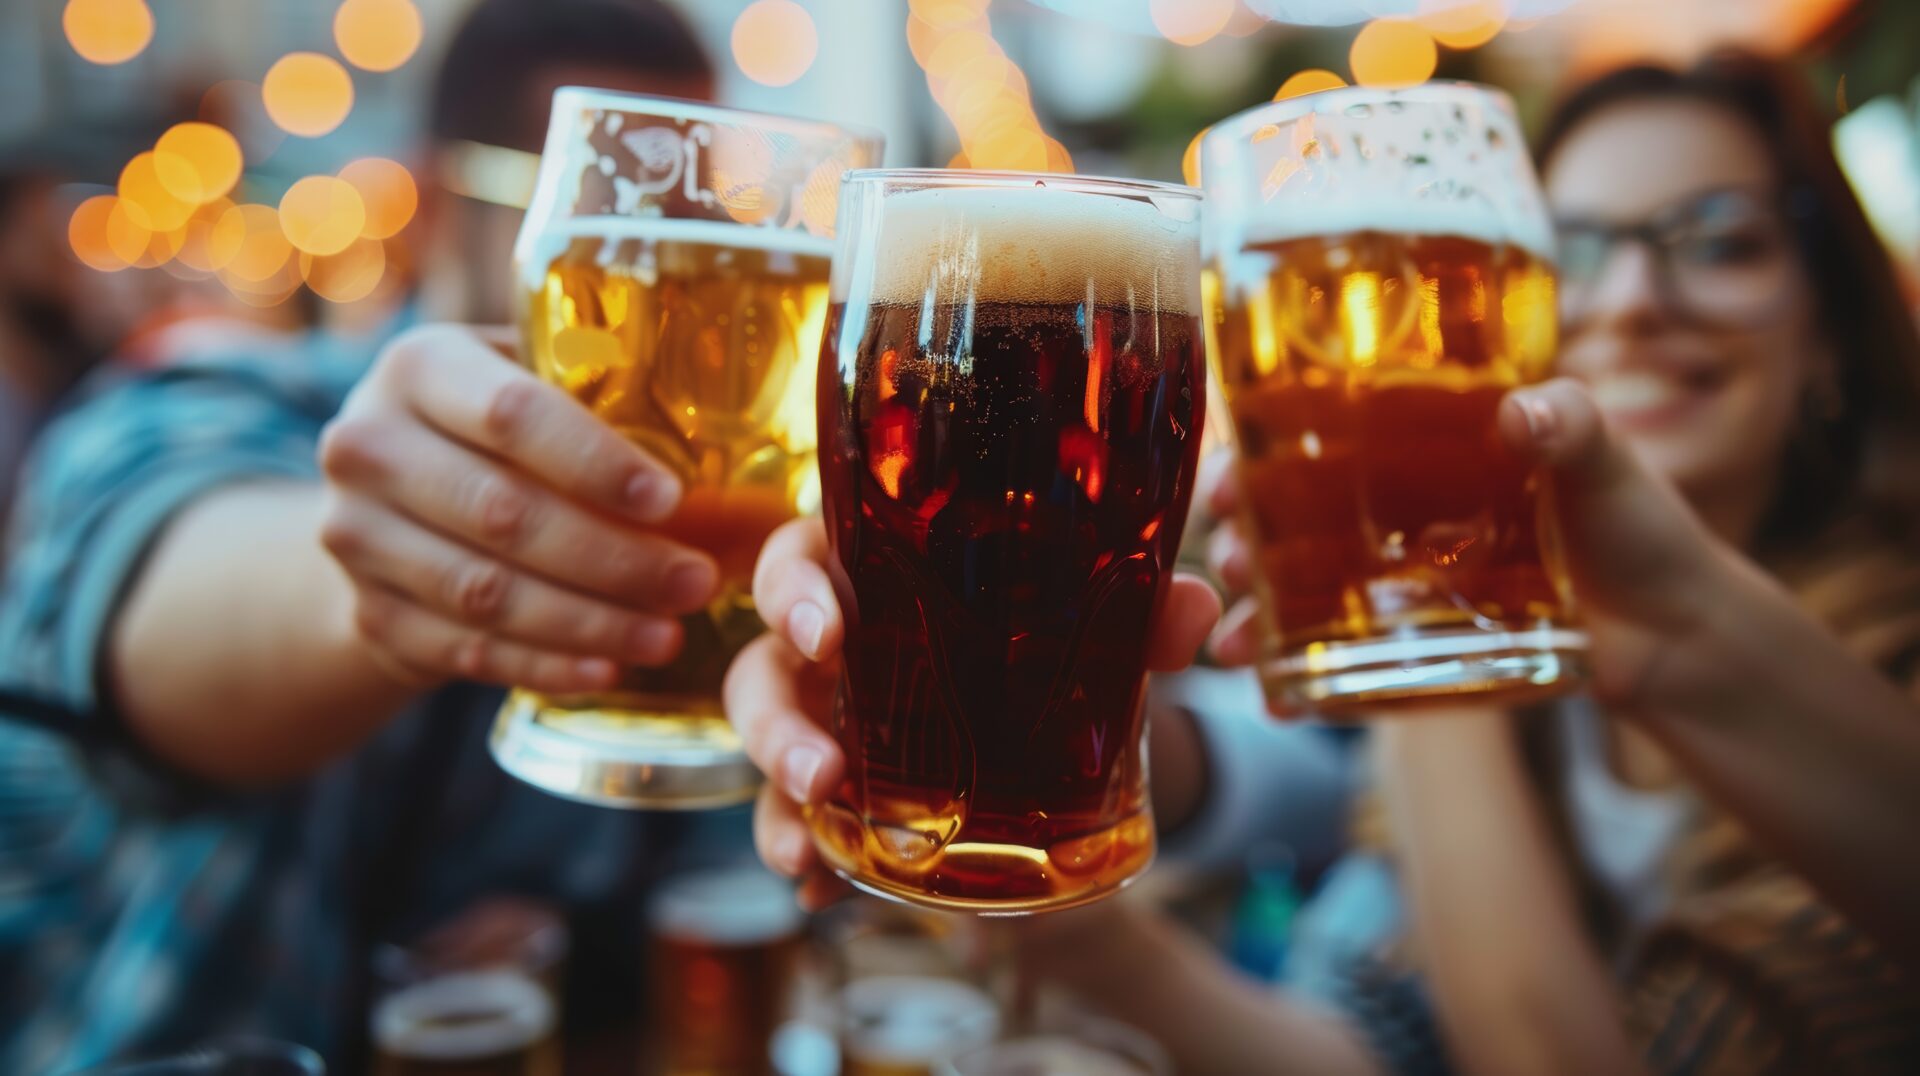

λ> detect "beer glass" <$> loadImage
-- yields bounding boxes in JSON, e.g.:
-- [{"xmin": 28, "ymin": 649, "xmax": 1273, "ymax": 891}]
[
  {"xmin": 370, "ymin": 903, "xmax": 568, "ymax": 1076},
  {"xmin": 649, "ymin": 866, "xmax": 804, "ymax": 1076},
  {"xmin": 813, "ymin": 170, "xmax": 1207, "ymax": 913},
  {"xmin": 1200, "ymin": 84, "xmax": 1586, "ymax": 717},
  {"xmin": 491, "ymin": 89, "xmax": 882, "ymax": 808}
]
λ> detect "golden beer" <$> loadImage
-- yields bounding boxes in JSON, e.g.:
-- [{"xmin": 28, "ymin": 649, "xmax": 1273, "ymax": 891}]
[
  {"xmin": 490, "ymin": 89, "xmax": 880, "ymax": 807},
  {"xmin": 1201, "ymin": 84, "xmax": 1586, "ymax": 716},
  {"xmin": 508, "ymin": 225, "xmax": 829, "ymax": 760}
]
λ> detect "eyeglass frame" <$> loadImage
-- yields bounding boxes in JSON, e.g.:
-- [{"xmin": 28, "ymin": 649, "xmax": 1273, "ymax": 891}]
[{"xmin": 1554, "ymin": 184, "xmax": 1818, "ymax": 329}]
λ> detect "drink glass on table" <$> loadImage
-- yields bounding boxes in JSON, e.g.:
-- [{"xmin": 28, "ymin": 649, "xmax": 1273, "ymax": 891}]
[
  {"xmin": 491, "ymin": 89, "xmax": 882, "ymax": 808},
  {"xmin": 649, "ymin": 865, "xmax": 805, "ymax": 1076},
  {"xmin": 1199, "ymin": 83, "xmax": 1585, "ymax": 717},
  {"xmin": 812, "ymin": 170, "xmax": 1207, "ymax": 912}
]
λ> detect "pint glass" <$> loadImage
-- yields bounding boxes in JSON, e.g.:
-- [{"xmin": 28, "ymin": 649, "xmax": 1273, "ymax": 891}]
[
  {"xmin": 813, "ymin": 170, "xmax": 1207, "ymax": 913},
  {"xmin": 1200, "ymin": 84, "xmax": 1586, "ymax": 716},
  {"xmin": 490, "ymin": 90, "xmax": 881, "ymax": 808}
]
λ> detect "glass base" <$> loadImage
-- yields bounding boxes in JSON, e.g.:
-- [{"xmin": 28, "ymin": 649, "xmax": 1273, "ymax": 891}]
[
  {"xmin": 1261, "ymin": 624, "xmax": 1589, "ymax": 719},
  {"xmin": 806, "ymin": 804, "xmax": 1154, "ymax": 916},
  {"xmin": 488, "ymin": 689, "xmax": 761, "ymax": 810}
]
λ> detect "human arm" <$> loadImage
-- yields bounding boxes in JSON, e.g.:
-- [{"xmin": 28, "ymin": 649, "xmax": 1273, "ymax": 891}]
[
  {"xmin": 1016, "ymin": 899, "xmax": 1381, "ymax": 1076},
  {"xmin": 1496, "ymin": 380, "xmax": 1920, "ymax": 972},
  {"xmin": 6, "ymin": 325, "xmax": 722, "ymax": 786},
  {"xmin": 1374, "ymin": 712, "xmax": 1644, "ymax": 1076}
]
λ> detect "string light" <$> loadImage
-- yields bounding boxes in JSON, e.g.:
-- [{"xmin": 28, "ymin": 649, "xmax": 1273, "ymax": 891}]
[
  {"xmin": 334, "ymin": 0, "xmax": 423, "ymax": 73},
  {"xmin": 1149, "ymin": 0, "xmax": 1234, "ymax": 47},
  {"xmin": 68, "ymin": 195, "xmax": 130, "ymax": 272},
  {"xmin": 1418, "ymin": 0, "xmax": 1508, "ymax": 50},
  {"xmin": 338, "ymin": 158, "xmax": 418, "ymax": 239},
  {"xmin": 153, "ymin": 123, "xmax": 244, "ymax": 205},
  {"xmin": 279, "ymin": 176, "xmax": 367, "ymax": 256},
  {"xmin": 1275, "ymin": 69, "xmax": 1348, "ymax": 100},
  {"xmin": 1350, "ymin": 19, "xmax": 1438, "ymax": 88},
  {"xmin": 732, "ymin": 0, "xmax": 818, "ymax": 87},
  {"xmin": 263, "ymin": 52, "xmax": 355, "ymax": 138},
  {"xmin": 907, "ymin": 0, "xmax": 1072, "ymax": 172},
  {"xmin": 62, "ymin": 0, "xmax": 153, "ymax": 65}
]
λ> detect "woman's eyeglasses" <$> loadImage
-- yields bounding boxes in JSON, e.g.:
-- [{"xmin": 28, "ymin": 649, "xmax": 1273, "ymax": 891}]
[{"xmin": 1557, "ymin": 187, "xmax": 1807, "ymax": 328}]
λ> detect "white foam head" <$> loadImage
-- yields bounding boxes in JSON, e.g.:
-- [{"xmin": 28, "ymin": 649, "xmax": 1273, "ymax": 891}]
[
  {"xmin": 372, "ymin": 971, "xmax": 553, "ymax": 1062},
  {"xmin": 648, "ymin": 866, "xmax": 804, "ymax": 946},
  {"xmin": 1202, "ymin": 85, "xmax": 1556, "ymax": 260},
  {"xmin": 839, "ymin": 975, "xmax": 1001, "ymax": 1065},
  {"xmin": 862, "ymin": 186, "xmax": 1202, "ymax": 313}
]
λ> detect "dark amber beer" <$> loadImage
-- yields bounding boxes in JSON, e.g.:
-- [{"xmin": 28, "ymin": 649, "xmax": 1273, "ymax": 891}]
[
  {"xmin": 649, "ymin": 868, "xmax": 803, "ymax": 1076},
  {"xmin": 814, "ymin": 173, "xmax": 1206, "ymax": 913},
  {"xmin": 491, "ymin": 89, "xmax": 881, "ymax": 808},
  {"xmin": 1201, "ymin": 84, "xmax": 1585, "ymax": 716}
]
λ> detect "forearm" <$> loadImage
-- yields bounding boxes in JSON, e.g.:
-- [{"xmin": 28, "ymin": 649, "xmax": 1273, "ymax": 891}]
[
  {"xmin": 1644, "ymin": 557, "xmax": 1920, "ymax": 969},
  {"xmin": 1379, "ymin": 714, "xmax": 1642, "ymax": 1076},
  {"xmin": 109, "ymin": 482, "xmax": 421, "ymax": 784},
  {"xmin": 1027, "ymin": 902, "xmax": 1379, "ymax": 1076}
]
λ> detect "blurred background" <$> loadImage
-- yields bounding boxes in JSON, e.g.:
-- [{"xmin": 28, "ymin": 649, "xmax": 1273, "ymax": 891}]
[{"xmin": 1, "ymin": 0, "xmax": 1914, "ymax": 355}]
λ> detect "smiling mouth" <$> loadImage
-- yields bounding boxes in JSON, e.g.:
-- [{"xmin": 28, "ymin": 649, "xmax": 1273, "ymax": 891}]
[{"xmin": 1586, "ymin": 367, "xmax": 1731, "ymax": 427}]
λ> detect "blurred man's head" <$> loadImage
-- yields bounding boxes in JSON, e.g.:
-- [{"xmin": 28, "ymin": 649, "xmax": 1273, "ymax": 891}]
[{"xmin": 418, "ymin": 0, "xmax": 715, "ymax": 322}]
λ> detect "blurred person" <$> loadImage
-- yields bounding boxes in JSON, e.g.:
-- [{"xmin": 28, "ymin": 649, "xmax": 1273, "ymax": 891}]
[
  {"xmin": 0, "ymin": 1, "xmax": 744, "ymax": 1072},
  {"xmin": 729, "ymin": 50, "xmax": 1920, "ymax": 1074},
  {"xmin": 0, "ymin": 160, "xmax": 133, "ymax": 537}
]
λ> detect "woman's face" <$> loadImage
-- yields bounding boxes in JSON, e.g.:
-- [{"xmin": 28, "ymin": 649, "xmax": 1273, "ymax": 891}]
[{"xmin": 1545, "ymin": 99, "xmax": 1823, "ymax": 510}]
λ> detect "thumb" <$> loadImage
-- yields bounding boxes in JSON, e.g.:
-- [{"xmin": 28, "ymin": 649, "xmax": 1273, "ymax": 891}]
[{"xmin": 1498, "ymin": 378, "xmax": 1720, "ymax": 627}]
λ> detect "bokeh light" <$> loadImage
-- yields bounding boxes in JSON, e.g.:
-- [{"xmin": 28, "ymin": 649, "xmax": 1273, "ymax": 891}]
[
  {"xmin": 1419, "ymin": 0, "xmax": 1508, "ymax": 50},
  {"xmin": 222, "ymin": 255, "xmax": 304, "ymax": 308},
  {"xmin": 1150, "ymin": 0, "xmax": 1235, "ymax": 47},
  {"xmin": 732, "ymin": 0, "xmax": 818, "ymax": 87},
  {"xmin": 217, "ymin": 203, "xmax": 294, "ymax": 282},
  {"xmin": 105, "ymin": 199, "xmax": 181, "ymax": 269},
  {"xmin": 909, "ymin": 0, "xmax": 989, "ymax": 28},
  {"xmin": 1350, "ymin": 19, "xmax": 1438, "ymax": 88},
  {"xmin": 63, "ymin": 0, "xmax": 153, "ymax": 65},
  {"xmin": 1275, "ymin": 68, "xmax": 1349, "ymax": 100},
  {"xmin": 118, "ymin": 152, "xmax": 195, "ymax": 233},
  {"xmin": 68, "ymin": 195, "xmax": 130, "ymax": 272},
  {"xmin": 263, "ymin": 52, "xmax": 355, "ymax": 138},
  {"xmin": 302, "ymin": 238, "xmax": 387, "ymax": 304},
  {"xmin": 280, "ymin": 176, "xmax": 367, "ymax": 256},
  {"xmin": 154, "ymin": 123, "xmax": 244, "ymax": 205},
  {"xmin": 173, "ymin": 199, "xmax": 242, "ymax": 273},
  {"xmin": 1182, "ymin": 128, "xmax": 1208, "ymax": 186},
  {"xmin": 334, "ymin": 0, "xmax": 424, "ymax": 72},
  {"xmin": 338, "ymin": 157, "xmax": 418, "ymax": 239}
]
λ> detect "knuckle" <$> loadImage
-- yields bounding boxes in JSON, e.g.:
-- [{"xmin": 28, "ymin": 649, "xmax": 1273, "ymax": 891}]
[
  {"xmin": 317, "ymin": 418, "xmax": 382, "ymax": 481},
  {"xmin": 466, "ymin": 474, "xmax": 533, "ymax": 545},
  {"xmin": 449, "ymin": 633, "xmax": 491, "ymax": 679},
  {"xmin": 576, "ymin": 608, "xmax": 628, "ymax": 653},
  {"xmin": 482, "ymin": 379, "xmax": 538, "ymax": 447},
  {"xmin": 598, "ymin": 538, "xmax": 653, "ymax": 594},
  {"xmin": 351, "ymin": 590, "xmax": 393, "ymax": 641},
  {"xmin": 317, "ymin": 508, "xmax": 364, "ymax": 562},
  {"xmin": 447, "ymin": 559, "xmax": 512, "ymax": 622}
]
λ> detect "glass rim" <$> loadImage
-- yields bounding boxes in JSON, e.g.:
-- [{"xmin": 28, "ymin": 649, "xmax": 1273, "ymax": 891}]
[
  {"xmin": 843, "ymin": 167, "xmax": 1201, "ymax": 200},
  {"xmin": 548, "ymin": 85, "xmax": 885, "ymax": 148},
  {"xmin": 1204, "ymin": 79, "xmax": 1520, "ymax": 149}
]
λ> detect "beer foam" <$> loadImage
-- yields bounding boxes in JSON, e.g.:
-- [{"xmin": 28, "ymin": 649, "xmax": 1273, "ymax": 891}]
[
  {"xmin": 1244, "ymin": 202, "xmax": 1554, "ymax": 260},
  {"xmin": 648, "ymin": 866, "xmax": 804, "ymax": 946},
  {"xmin": 372, "ymin": 970, "xmax": 554, "ymax": 1061},
  {"xmin": 864, "ymin": 186, "xmax": 1201, "ymax": 313},
  {"xmin": 839, "ymin": 975, "xmax": 1001, "ymax": 1066}
]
